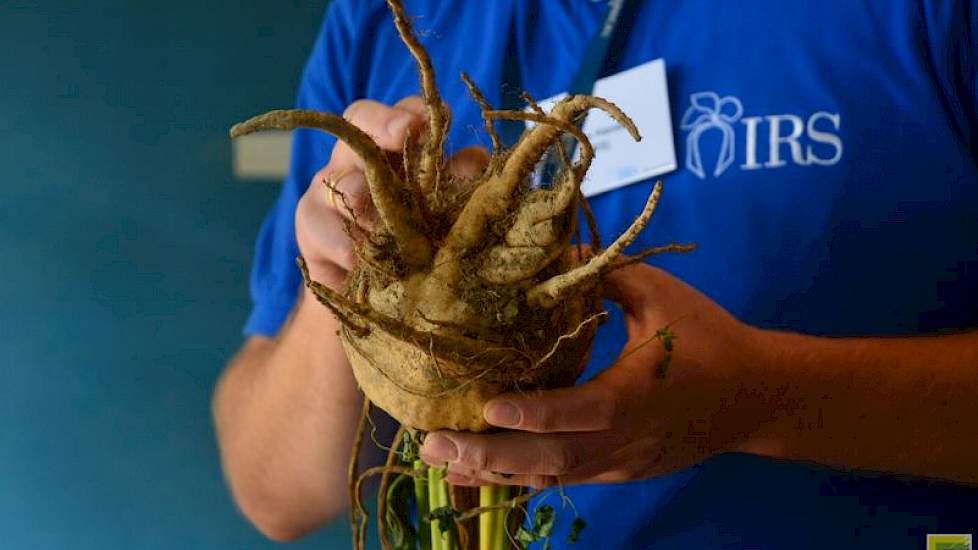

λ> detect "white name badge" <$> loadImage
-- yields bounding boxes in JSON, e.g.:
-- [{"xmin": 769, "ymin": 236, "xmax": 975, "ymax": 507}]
[{"xmin": 532, "ymin": 59, "xmax": 677, "ymax": 197}]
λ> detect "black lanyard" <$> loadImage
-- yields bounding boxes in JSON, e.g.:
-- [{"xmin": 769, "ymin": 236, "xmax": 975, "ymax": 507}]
[
  {"xmin": 567, "ymin": 0, "xmax": 637, "ymax": 95},
  {"xmin": 511, "ymin": 0, "xmax": 639, "ymax": 186}
]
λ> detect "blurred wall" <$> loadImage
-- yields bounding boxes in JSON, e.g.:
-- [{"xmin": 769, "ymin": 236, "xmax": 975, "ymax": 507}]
[{"xmin": 0, "ymin": 1, "xmax": 360, "ymax": 548}]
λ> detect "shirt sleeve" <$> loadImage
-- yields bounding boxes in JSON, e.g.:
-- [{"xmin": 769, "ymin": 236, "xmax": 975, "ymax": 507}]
[{"xmin": 243, "ymin": 0, "xmax": 360, "ymax": 337}]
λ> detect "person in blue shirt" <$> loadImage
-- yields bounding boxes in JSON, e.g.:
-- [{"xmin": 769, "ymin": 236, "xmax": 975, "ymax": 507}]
[{"xmin": 213, "ymin": 1, "xmax": 978, "ymax": 548}]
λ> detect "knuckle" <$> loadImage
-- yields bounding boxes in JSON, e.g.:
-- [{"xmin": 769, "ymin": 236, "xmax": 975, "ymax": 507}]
[
  {"xmin": 529, "ymin": 475, "xmax": 556, "ymax": 489},
  {"xmin": 608, "ymin": 431, "xmax": 635, "ymax": 452},
  {"xmin": 295, "ymin": 189, "xmax": 314, "ymax": 227},
  {"xmin": 446, "ymin": 464, "xmax": 475, "ymax": 478},
  {"xmin": 319, "ymin": 263, "xmax": 349, "ymax": 290},
  {"xmin": 345, "ymin": 186, "xmax": 370, "ymax": 215},
  {"xmin": 328, "ymin": 170, "xmax": 369, "ymax": 214},
  {"xmin": 521, "ymin": 400, "xmax": 552, "ymax": 432},
  {"xmin": 459, "ymin": 443, "xmax": 489, "ymax": 471},
  {"xmin": 333, "ymin": 240, "xmax": 355, "ymax": 272},
  {"xmin": 546, "ymin": 443, "xmax": 579, "ymax": 475},
  {"xmin": 393, "ymin": 95, "xmax": 426, "ymax": 115},
  {"xmin": 342, "ymin": 100, "xmax": 370, "ymax": 122},
  {"xmin": 309, "ymin": 166, "xmax": 330, "ymax": 190},
  {"xmin": 445, "ymin": 472, "xmax": 478, "ymax": 487},
  {"xmin": 594, "ymin": 384, "xmax": 623, "ymax": 430},
  {"xmin": 295, "ymin": 194, "xmax": 324, "ymax": 254},
  {"xmin": 604, "ymin": 469, "xmax": 631, "ymax": 483}
]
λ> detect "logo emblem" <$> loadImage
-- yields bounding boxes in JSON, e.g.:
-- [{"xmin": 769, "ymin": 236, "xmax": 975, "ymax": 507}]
[
  {"xmin": 680, "ymin": 91, "xmax": 743, "ymax": 179},
  {"xmin": 928, "ymin": 534, "xmax": 973, "ymax": 550}
]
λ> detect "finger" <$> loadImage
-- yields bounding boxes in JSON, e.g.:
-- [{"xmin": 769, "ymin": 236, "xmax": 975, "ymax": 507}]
[
  {"xmin": 444, "ymin": 435, "xmax": 648, "ymax": 485},
  {"xmin": 420, "ymin": 430, "xmax": 617, "ymax": 477},
  {"xmin": 444, "ymin": 466, "xmax": 557, "ymax": 489},
  {"xmin": 341, "ymin": 98, "xmax": 427, "ymax": 150},
  {"xmin": 568, "ymin": 244, "xmax": 594, "ymax": 264},
  {"xmin": 446, "ymin": 145, "xmax": 490, "ymax": 180},
  {"xmin": 566, "ymin": 468, "xmax": 634, "ymax": 485},
  {"xmin": 394, "ymin": 95, "xmax": 454, "ymax": 129},
  {"xmin": 323, "ymin": 98, "xmax": 430, "ymax": 221},
  {"xmin": 569, "ymin": 449, "xmax": 671, "ymax": 485},
  {"xmin": 442, "ymin": 472, "xmax": 487, "ymax": 487},
  {"xmin": 554, "ymin": 438, "xmax": 663, "ymax": 485},
  {"xmin": 448, "ymin": 461, "xmax": 635, "ymax": 487},
  {"xmin": 326, "ymin": 100, "xmax": 427, "ymax": 183},
  {"xmin": 296, "ymin": 187, "xmax": 355, "ymax": 268},
  {"xmin": 482, "ymin": 378, "xmax": 619, "ymax": 433},
  {"xmin": 313, "ymin": 166, "xmax": 379, "ymax": 228},
  {"xmin": 600, "ymin": 261, "xmax": 652, "ymax": 308},
  {"xmin": 393, "ymin": 95, "xmax": 427, "ymax": 118},
  {"xmin": 295, "ymin": 184, "xmax": 357, "ymax": 275}
]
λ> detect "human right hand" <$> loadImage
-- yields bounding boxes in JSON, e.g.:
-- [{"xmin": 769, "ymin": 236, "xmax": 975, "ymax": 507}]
[
  {"xmin": 295, "ymin": 96, "xmax": 488, "ymax": 291},
  {"xmin": 421, "ymin": 261, "xmax": 765, "ymax": 488}
]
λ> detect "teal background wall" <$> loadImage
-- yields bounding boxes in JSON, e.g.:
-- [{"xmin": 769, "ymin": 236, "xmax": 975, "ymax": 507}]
[{"xmin": 0, "ymin": 2, "xmax": 360, "ymax": 548}]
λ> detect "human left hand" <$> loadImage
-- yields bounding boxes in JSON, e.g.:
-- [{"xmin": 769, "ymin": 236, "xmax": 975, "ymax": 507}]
[{"xmin": 419, "ymin": 261, "xmax": 773, "ymax": 487}]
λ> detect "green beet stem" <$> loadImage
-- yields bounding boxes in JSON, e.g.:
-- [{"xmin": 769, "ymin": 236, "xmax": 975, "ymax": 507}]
[
  {"xmin": 479, "ymin": 484, "xmax": 510, "ymax": 550},
  {"xmin": 427, "ymin": 467, "xmax": 453, "ymax": 550},
  {"xmin": 414, "ymin": 460, "xmax": 431, "ymax": 550}
]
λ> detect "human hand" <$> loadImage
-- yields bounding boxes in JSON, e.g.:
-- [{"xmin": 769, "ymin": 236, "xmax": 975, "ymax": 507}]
[
  {"xmin": 295, "ymin": 97, "xmax": 488, "ymax": 291},
  {"xmin": 419, "ymin": 261, "xmax": 770, "ymax": 487}
]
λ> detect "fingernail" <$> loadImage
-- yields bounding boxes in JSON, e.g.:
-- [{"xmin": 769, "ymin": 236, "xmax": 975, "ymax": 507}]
[
  {"xmin": 422, "ymin": 433, "xmax": 458, "ymax": 463},
  {"xmin": 485, "ymin": 401, "xmax": 521, "ymax": 427},
  {"xmin": 387, "ymin": 113, "xmax": 414, "ymax": 138}
]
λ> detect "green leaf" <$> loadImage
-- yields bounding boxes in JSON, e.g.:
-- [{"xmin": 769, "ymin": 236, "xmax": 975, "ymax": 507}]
[
  {"xmin": 512, "ymin": 505, "xmax": 561, "ymax": 549},
  {"xmin": 657, "ymin": 328, "xmax": 675, "ymax": 352},
  {"xmin": 400, "ymin": 431, "xmax": 420, "ymax": 463},
  {"xmin": 514, "ymin": 526, "xmax": 536, "ymax": 549},
  {"xmin": 568, "ymin": 517, "xmax": 586, "ymax": 544},
  {"xmin": 533, "ymin": 505, "xmax": 555, "ymax": 538},
  {"xmin": 652, "ymin": 327, "xmax": 677, "ymax": 378},
  {"xmin": 427, "ymin": 505, "xmax": 457, "ymax": 534},
  {"xmin": 655, "ymin": 354, "xmax": 672, "ymax": 378}
]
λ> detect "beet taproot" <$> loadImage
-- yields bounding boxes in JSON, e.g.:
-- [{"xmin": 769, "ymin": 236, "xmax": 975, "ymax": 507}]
[{"xmin": 229, "ymin": 0, "xmax": 689, "ymax": 434}]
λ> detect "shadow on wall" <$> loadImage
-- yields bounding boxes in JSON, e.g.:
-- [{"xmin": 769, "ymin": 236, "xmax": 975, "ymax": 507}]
[{"xmin": 0, "ymin": 1, "xmax": 363, "ymax": 548}]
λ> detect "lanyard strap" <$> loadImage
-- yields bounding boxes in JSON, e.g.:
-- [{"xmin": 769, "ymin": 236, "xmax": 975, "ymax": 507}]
[
  {"xmin": 497, "ymin": 0, "xmax": 639, "ymax": 149},
  {"xmin": 568, "ymin": 0, "xmax": 636, "ymax": 95},
  {"xmin": 537, "ymin": 0, "xmax": 639, "ymax": 186}
]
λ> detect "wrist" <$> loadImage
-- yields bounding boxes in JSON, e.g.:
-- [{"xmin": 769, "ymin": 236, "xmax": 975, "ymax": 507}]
[
  {"xmin": 739, "ymin": 323, "xmax": 781, "ymax": 375},
  {"xmin": 268, "ymin": 287, "xmax": 352, "ymax": 376},
  {"xmin": 724, "ymin": 324, "xmax": 801, "ymax": 459},
  {"xmin": 294, "ymin": 286, "xmax": 341, "ymax": 332}
]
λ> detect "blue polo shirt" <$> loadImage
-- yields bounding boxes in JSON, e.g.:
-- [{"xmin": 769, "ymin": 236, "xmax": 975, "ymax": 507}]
[{"xmin": 244, "ymin": 1, "xmax": 978, "ymax": 547}]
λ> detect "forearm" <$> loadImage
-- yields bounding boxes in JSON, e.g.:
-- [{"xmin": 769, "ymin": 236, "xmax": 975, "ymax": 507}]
[
  {"xmin": 213, "ymin": 290, "xmax": 362, "ymax": 540},
  {"xmin": 745, "ymin": 328, "xmax": 978, "ymax": 483}
]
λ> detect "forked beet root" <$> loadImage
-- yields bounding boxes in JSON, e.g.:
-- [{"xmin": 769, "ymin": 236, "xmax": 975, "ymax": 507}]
[{"xmin": 230, "ymin": 0, "xmax": 690, "ymax": 433}]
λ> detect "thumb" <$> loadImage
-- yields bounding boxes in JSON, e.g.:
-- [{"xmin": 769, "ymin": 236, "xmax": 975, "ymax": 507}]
[{"xmin": 483, "ymin": 377, "xmax": 617, "ymax": 433}]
